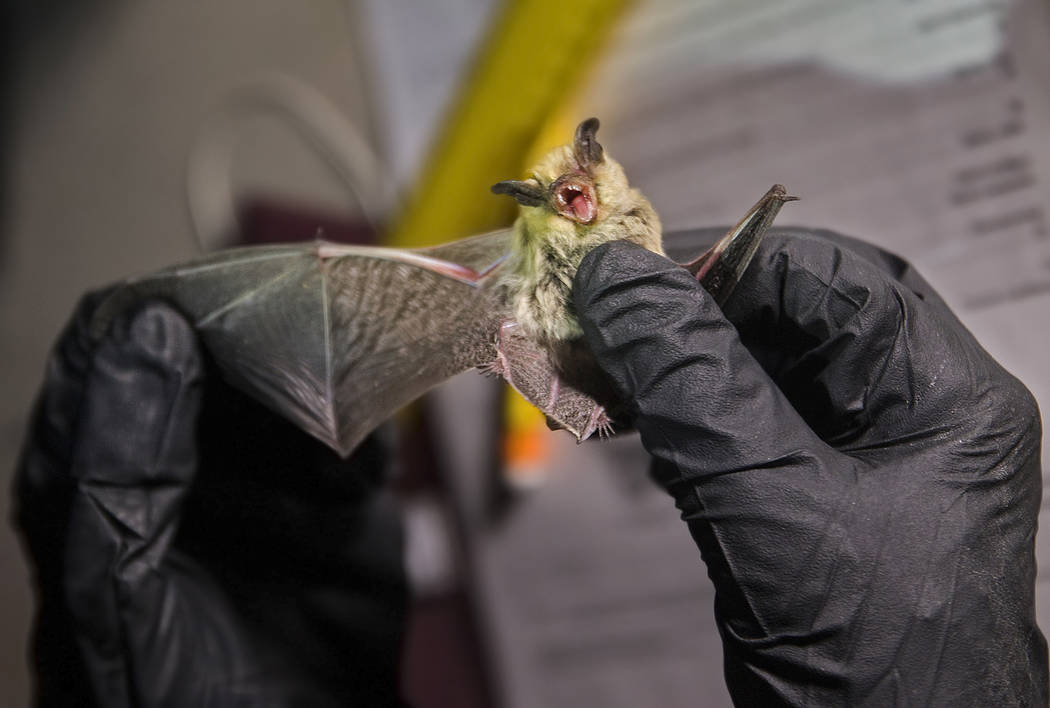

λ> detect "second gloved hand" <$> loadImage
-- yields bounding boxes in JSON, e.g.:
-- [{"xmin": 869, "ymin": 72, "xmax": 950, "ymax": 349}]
[
  {"xmin": 15, "ymin": 296, "xmax": 408, "ymax": 707},
  {"xmin": 572, "ymin": 229, "xmax": 1047, "ymax": 706}
]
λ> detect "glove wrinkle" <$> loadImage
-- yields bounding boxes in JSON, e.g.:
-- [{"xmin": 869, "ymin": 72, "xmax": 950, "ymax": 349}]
[
  {"xmin": 574, "ymin": 232, "xmax": 1048, "ymax": 705},
  {"xmin": 576, "ymin": 241, "xmax": 837, "ymax": 480},
  {"xmin": 16, "ymin": 294, "xmax": 409, "ymax": 706}
]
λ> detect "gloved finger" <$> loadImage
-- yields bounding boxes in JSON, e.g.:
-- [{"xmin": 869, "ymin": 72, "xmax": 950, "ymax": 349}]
[
  {"xmin": 13, "ymin": 288, "xmax": 118, "ymax": 703},
  {"xmin": 62, "ymin": 299, "xmax": 210, "ymax": 705},
  {"xmin": 16, "ymin": 288, "xmax": 116, "ymax": 536},
  {"xmin": 573, "ymin": 240, "xmax": 840, "ymax": 484},
  {"xmin": 716, "ymin": 228, "xmax": 1020, "ymax": 450}
]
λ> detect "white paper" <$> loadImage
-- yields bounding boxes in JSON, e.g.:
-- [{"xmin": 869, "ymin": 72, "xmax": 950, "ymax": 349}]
[
  {"xmin": 353, "ymin": 0, "xmax": 499, "ymax": 189},
  {"xmin": 442, "ymin": 1, "xmax": 1050, "ymax": 706}
]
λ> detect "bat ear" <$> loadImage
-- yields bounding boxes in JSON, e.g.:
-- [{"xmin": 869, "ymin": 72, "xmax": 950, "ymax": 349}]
[
  {"xmin": 573, "ymin": 117, "xmax": 604, "ymax": 168},
  {"xmin": 491, "ymin": 179, "xmax": 546, "ymax": 207}
]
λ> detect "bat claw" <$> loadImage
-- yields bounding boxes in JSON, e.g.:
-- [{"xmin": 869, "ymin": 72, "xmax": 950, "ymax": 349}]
[{"xmin": 585, "ymin": 405, "xmax": 615, "ymax": 440}]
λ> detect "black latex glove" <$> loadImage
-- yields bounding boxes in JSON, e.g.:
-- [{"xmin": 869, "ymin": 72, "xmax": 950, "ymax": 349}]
[
  {"xmin": 14, "ymin": 295, "xmax": 407, "ymax": 707},
  {"xmin": 574, "ymin": 228, "xmax": 1048, "ymax": 706}
]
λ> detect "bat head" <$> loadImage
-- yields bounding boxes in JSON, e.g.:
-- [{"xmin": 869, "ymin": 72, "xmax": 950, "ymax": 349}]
[
  {"xmin": 492, "ymin": 118, "xmax": 663, "ymax": 343},
  {"xmin": 491, "ymin": 118, "xmax": 654, "ymax": 236}
]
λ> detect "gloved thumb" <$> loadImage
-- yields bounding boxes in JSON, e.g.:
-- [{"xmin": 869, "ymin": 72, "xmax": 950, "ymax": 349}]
[{"xmin": 573, "ymin": 241, "xmax": 835, "ymax": 490}]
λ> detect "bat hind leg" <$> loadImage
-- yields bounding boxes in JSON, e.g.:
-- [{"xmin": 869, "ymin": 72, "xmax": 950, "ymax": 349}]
[{"xmin": 486, "ymin": 319, "xmax": 616, "ymax": 443}]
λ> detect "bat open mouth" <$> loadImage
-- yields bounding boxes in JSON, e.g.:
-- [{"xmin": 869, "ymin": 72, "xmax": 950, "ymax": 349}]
[{"xmin": 552, "ymin": 178, "xmax": 597, "ymax": 224}]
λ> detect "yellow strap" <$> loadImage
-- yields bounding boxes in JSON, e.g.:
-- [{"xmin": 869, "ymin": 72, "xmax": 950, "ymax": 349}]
[
  {"xmin": 387, "ymin": 0, "xmax": 632, "ymax": 476},
  {"xmin": 386, "ymin": 0, "xmax": 631, "ymax": 248}
]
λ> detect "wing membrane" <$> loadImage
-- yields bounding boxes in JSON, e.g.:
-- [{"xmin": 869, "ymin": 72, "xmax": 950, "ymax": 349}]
[{"xmin": 93, "ymin": 232, "xmax": 512, "ymax": 456}]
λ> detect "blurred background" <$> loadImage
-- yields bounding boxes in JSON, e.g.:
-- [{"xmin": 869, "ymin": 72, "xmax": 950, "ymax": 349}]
[{"xmin": 2, "ymin": 0, "xmax": 1049, "ymax": 705}]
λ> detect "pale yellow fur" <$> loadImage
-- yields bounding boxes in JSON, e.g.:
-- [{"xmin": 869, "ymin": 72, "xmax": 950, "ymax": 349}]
[{"xmin": 497, "ymin": 144, "xmax": 663, "ymax": 342}]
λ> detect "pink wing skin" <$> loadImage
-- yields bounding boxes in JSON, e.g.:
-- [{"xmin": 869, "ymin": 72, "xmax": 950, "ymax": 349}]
[{"xmin": 316, "ymin": 230, "xmax": 511, "ymax": 287}]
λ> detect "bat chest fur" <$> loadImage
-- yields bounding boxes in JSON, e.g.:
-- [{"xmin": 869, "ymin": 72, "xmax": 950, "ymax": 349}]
[
  {"xmin": 510, "ymin": 246, "xmax": 582, "ymax": 343},
  {"xmin": 502, "ymin": 201, "xmax": 662, "ymax": 344}
]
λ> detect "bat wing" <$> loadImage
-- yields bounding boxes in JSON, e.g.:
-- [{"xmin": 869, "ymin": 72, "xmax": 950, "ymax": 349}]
[
  {"xmin": 92, "ymin": 230, "xmax": 513, "ymax": 456},
  {"xmin": 88, "ymin": 182, "xmax": 794, "ymax": 455},
  {"xmin": 686, "ymin": 184, "xmax": 798, "ymax": 304}
]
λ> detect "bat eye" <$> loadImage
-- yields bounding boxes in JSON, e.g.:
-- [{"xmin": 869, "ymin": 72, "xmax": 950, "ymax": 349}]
[{"xmin": 551, "ymin": 177, "xmax": 597, "ymax": 225}]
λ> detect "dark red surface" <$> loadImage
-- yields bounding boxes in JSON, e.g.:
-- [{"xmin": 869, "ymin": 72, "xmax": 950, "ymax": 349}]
[{"xmin": 236, "ymin": 195, "xmax": 380, "ymax": 246}]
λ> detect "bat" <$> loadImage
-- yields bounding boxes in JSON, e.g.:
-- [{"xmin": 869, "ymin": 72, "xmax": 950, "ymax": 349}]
[{"xmin": 91, "ymin": 119, "xmax": 796, "ymax": 456}]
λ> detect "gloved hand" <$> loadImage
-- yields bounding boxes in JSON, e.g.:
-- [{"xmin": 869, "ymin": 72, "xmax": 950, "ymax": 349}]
[
  {"xmin": 14, "ymin": 295, "xmax": 407, "ymax": 707},
  {"xmin": 573, "ymin": 228, "xmax": 1048, "ymax": 706}
]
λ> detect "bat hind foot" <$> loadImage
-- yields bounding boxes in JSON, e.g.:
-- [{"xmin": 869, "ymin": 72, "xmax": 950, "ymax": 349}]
[{"xmin": 586, "ymin": 406, "xmax": 615, "ymax": 440}]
